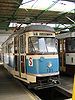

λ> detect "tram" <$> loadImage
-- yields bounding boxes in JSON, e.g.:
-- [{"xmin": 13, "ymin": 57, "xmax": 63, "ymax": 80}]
[
  {"xmin": 2, "ymin": 25, "xmax": 59, "ymax": 89},
  {"xmin": 56, "ymin": 32, "xmax": 75, "ymax": 75}
]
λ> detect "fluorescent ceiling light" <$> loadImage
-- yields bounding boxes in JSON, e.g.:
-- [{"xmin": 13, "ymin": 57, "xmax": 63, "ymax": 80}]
[
  {"xmin": 9, "ymin": 23, "xmax": 27, "ymax": 27},
  {"xmin": 47, "ymin": 24, "xmax": 71, "ymax": 28}
]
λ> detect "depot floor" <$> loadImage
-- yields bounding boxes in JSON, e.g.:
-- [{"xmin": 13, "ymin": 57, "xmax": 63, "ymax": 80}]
[
  {"xmin": 0, "ymin": 64, "xmax": 39, "ymax": 100},
  {"xmin": 0, "ymin": 61, "xmax": 73, "ymax": 100}
]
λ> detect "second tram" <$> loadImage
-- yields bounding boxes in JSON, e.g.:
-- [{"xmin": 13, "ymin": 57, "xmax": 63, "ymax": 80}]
[{"xmin": 57, "ymin": 32, "xmax": 75, "ymax": 75}]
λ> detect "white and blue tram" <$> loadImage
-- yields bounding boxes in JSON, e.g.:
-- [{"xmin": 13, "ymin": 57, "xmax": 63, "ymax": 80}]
[{"xmin": 2, "ymin": 25, "xmax": 59, "ymax": 89}]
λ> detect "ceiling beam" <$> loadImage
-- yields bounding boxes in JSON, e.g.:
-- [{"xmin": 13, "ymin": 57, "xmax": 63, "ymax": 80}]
[
  {"xmin": 4, "ymin": 0, "xmax": 23, "ymax": 30},
  {"xmin": 29, "ymin": 0, "xmax": 59, "ymax": 23}
]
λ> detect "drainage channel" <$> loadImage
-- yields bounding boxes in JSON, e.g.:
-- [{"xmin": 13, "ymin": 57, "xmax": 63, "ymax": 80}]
[{"xmin": 30, "ymin": 87, "xmax": 71, "ymax": 100}]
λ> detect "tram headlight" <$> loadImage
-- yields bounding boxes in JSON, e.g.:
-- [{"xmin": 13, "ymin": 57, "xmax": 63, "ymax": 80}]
[{"xmin": 48, "ymin": 62, "xmax": 52, "ymax": 68}]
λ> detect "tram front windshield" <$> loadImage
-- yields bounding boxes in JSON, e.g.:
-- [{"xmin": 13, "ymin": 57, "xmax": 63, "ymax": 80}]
[{"xmin": 28, "ymin": 37, "xmax": 58, "ymax": 53}]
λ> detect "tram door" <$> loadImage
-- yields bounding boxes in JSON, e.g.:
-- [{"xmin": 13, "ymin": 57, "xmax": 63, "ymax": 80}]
[
  {"xmin": 14, "ymin": 36, "xmax": 20, "ymax": 76},
  {"xmin": 19, "ymin": 35, "xmax": 26, "ymax": 78}
]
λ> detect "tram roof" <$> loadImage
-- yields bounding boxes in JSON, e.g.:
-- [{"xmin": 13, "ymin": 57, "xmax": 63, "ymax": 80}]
[
  {"xmin": 24, "ymin": 25, "xmax": 55, "ymax": 32},
  {"xmin": 56, "ymin": 32, "xmax": 75, "ymax": 39}
]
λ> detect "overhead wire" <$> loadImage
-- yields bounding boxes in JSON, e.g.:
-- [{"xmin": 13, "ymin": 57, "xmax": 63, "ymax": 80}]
[
  {"xmin": 29, "ymin": 0, "xmax": 60, "ymax": 23},
  {"xmin": 22, "ymin": 0, "xmax": 35, "ymax": 5},
  {"xmin": 31, "ymin": 0, "xmax": 38, "ymax": 8}
]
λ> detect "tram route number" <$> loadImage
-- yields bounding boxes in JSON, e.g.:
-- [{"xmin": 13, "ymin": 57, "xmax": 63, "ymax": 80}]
[{"xmin": 29, "ymin": 57, "xmax": 33, "ymax": 66}]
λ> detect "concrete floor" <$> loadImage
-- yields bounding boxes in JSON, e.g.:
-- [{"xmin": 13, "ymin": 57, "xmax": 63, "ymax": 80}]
[
  {"xmin": 0, "ymin": 61, "xmax": 73, "ymax": 100},
  {"xmin": 56, "ymin": 75, "xmax": 73, "ymax": 98},
  {"xmin": 0, "ymin": 65, "xmax": 39, "ymax": 100}
]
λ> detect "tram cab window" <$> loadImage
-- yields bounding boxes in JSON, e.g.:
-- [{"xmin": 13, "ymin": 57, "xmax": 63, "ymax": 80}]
[
  {"xmin": 45, "ymin": 38, "xmax": 58, "ymax": 53},
  {"xmin": 39, "ymin": 38, "xmax": 47, "ymax": 52},
  {"xmin": 28, "ymin": 37, "xmax": 38, "ymax": 53},
  {"xmin": 28, "ymin": 37, "xmax": 58, "ymax": 53}
]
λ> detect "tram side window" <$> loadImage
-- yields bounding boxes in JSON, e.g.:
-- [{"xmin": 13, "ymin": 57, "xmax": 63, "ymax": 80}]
[
  {"xmin": 14, "ymin": 36, "xmax": 19, "ymax": 53},
  {"xmin": 1, "ymin": 47, "xmax": 4, "ymax": 61},
  {"xmin": 70, "ymin": 38, "xmax": 75, "ymax": 51},
  {"xmin": 3, "ymin": 44, "xmax": 9, "ymax": 64},
  {"xmin": 20, "ymin": 35, "xmax": 24, "ymax": 53},
  {"xmin": 66, "ymin": 38, "xmax": 75, "ymax": 52},
  {"xmin": 24, "ymin": 34, "xmax": 26, "ymax": 53},
  {"xmin": 14, "ymin": 55, "xmax": 17, "ymax": 71},
  {"xmin": 8, "ymin": 42, "xmax": 14, "ymax": 53},
  {"xmin": 4, "ymin": 45, "xmax": 8, "ymax": 53}
]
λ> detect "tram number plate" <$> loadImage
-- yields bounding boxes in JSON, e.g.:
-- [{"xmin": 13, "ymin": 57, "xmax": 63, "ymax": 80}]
[{"xmin": 29, "ymin": 57, "xmax": 33, "ymax": 66}]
